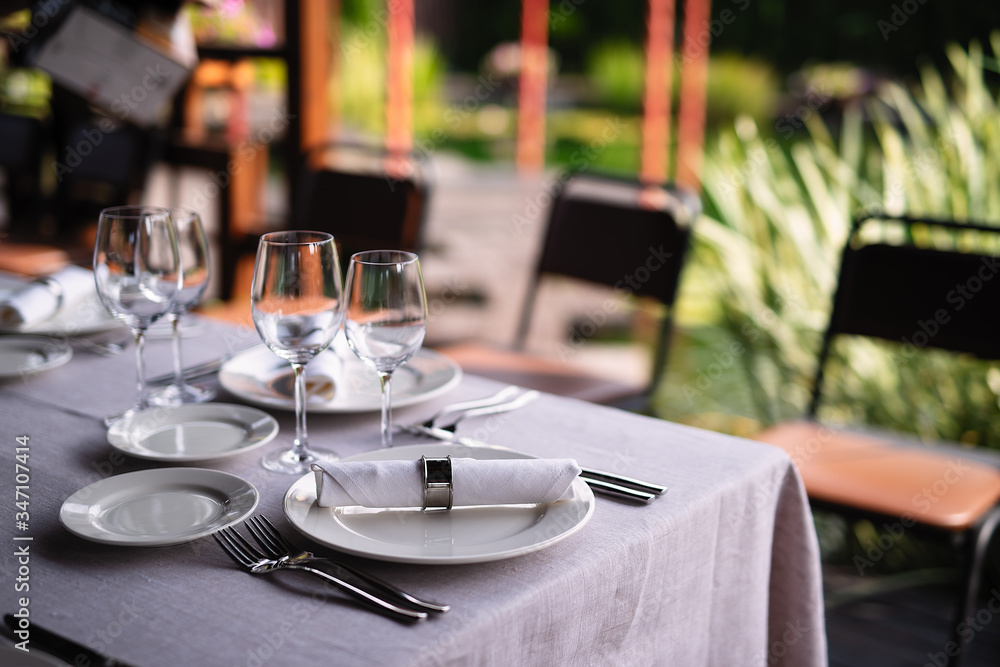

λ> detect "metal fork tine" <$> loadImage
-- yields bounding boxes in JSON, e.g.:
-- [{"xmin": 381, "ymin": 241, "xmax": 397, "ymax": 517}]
[
  {"xmin": 214, "ymin": 531, "xmax": 254, "ymax": 568},
  {"xmin": 228, "ymin": 526, "xmax": 266, "ymax": 561},
  {"xmin": 257, "ymin": 515, "xmax": 297, "ymax": 553},
  {"xmin": 245, "ymin": 516, "xmax": 283, "ymax": 558}
]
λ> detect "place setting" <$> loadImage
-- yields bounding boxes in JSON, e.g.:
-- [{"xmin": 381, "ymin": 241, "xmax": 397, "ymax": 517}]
[{"xmin": 44, "ymin": 214, "xmax": 669, "ymax": 631}]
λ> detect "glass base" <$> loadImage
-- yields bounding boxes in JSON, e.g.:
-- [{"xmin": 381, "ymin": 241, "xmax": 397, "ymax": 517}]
[
  {"xmin": 146, "ymin": 382, "xmax": 216, "ymax": 407},
  {"xmin": 261, "ymin": 445, "xmax": 340, "ymax": 475},
  {"xmin": 103, "ymin": 407, "xmax": 137, "ymax": 428}
]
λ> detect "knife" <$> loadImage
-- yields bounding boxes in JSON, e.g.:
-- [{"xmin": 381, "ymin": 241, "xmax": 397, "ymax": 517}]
[
  {"xmin": 3, "ymin": 614, "xmax": 138, "ymax": 667},
  {"xmin": 399, "ymin": 424, "xmax": 666, "ymax": 503}
]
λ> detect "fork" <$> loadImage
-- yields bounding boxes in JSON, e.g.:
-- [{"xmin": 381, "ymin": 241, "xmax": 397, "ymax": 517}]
[
  {"xmin": 411, "ymin": 385, "xmax": 523, "ymax": 430},
  {"xmin": 411, "ymin": 390, "xmax": 541, "ymax": 435},
  {"xmin": 244, "ymin": 515, "xmax": 449, "ymax": 614},
  {"xmin": 213, "ymin": 525, "xmax": 428, "ymax": 622}
]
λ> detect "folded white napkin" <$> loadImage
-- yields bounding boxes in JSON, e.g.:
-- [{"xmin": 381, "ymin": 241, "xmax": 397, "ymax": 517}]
[
  {"xmin": 0, "ymin": 265, "xmax": 96, "ymax": 328},
  {"xmin": 313, "ymin": 458, "xmax": 581, "ymax": 508}
]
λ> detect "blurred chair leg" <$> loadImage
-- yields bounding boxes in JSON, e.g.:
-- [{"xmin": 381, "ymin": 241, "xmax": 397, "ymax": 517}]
[{"xmin": 947, "ymin": 505, "xmax": 1000, "ymax": 667}]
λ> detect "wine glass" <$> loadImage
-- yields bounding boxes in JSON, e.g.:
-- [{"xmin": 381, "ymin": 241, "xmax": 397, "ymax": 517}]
[
  {"xmin": 344, "ymin": 250, "xmax": 427, "ymax": 447},
  {"xmin": 148, "ymin": 208, "xmax": 215, "ymax": 406},
  {"xmin": 251, "ymin": 231, "xmax": 344, "ymax": 474},
  {"xmin": 93, "ymin": 206, "xmax": 181, "ymax": 424}
]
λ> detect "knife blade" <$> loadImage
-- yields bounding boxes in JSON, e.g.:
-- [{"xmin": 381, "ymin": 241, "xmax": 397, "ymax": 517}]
[
  {"xmin": 398, "ymin": 424, "xmax": 665, "ymax": 503},
  {"xmin": 3, "ymin": 614, "xmax": 138, "ymax": 667}
]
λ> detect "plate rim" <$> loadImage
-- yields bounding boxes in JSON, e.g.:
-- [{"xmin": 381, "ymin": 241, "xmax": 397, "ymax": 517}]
[
  {"xmin": 59, "ymin": 467, "xmax": 259, "ymax": 546},
  {"xmin": 283, "ymin": 443, "xmax": 595, "ymax": 564},
  {"xmin": 219, "ymin": 345, "xmax": 463, "ymax": 414},
  {"xmin": 105, "ymin": 402, "xmax": 280, "ymax": 462},
  {"xmin": 0, "ymin": 334, "xmax": 73, "ymax": 379}
]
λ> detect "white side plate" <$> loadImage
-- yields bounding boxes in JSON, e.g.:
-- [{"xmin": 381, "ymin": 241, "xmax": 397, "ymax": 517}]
[
  {"xmin": 0, "ymin": 335, "xmax": 72, "ymax": 380},
  {"xmin": 106, "ymin": 403, "xmax": 279, "ymax": 462},
  {"xmin": 283, "ymin": 443, "xmax": 595, "ymax": 564},
  {"xmin": 60, "ymin": 468, "xmax": 259, "ymax": 546}
]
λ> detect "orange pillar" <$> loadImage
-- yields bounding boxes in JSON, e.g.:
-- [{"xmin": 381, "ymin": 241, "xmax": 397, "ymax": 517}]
[
  {"xmin": 386, "ymin": 0, "xmax": 415, "ymax": 154},
  {"xmin": 516, "ymin": 0, "xmax": 549, "ymax": 172},
  {"xmin": 640, "ymin": 0, "xmax": 676, "ymax": 184},
  {"xmin": 676, "ymin": 0, "xmax": 711, "ymax": 190},
  {"xmin": 301, "ymin": 0, "xmax": 332, "ymax": 153}
]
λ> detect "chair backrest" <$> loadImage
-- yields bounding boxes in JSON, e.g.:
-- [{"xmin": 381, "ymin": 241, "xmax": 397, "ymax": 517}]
[
  {"xmin": 808, "ymin": 214, "xmax": 1000, "ymax": 416},
  {"xmin": 515, "ymin": 172, "xmax": 700, "ymax": 395},
  {"xmin": 292, "ymin": 143, "xmax": 428, "ymax": 264},
  {"xmin": 0, "ymin": 112, "xmax": 45, "ymax": 235}
]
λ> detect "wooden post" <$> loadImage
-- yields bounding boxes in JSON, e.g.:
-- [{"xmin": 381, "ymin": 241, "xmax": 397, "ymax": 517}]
[
  {"xmin": 300, "ymin": 0, "xmax": 331, "ymax": 154},
  {"xmin": 640, "ymin": 0, "xmax": 676, "ymax": 184},
  {"xmin": 516, "ymin": 0, "xmax": 549, "ymax": 172},
  {"xmin": 386, "ymin": 0, "xmax": 415, "ymax": 154},
  {"xmin": 676, "ymin": 0, "xmax": 711, "ymax": 190}
]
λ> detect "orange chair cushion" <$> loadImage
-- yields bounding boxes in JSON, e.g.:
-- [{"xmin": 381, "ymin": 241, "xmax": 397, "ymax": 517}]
[
  {"xmin": 755, "ymin": 421, "xmax": 1000, "ymax": 530},
  {"xmin": 434, "ymin": 342, "xmax": 641, "ymax": 406}
]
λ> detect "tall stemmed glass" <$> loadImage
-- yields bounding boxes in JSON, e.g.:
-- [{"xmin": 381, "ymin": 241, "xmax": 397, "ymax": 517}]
[
  {"xmin": 344, "ymin": 250, "xmax": 427, "ymax": 447},
  {"xmin": 251, "ymin": 231, "xmax": 344, "ymax": 474},
  {"xmin": 148, "ymin": 208, "xmax": 215, "ymax": 406},
  {"xmin": 93, "ymin": 206, "xmax": 181, "ymax": 424}
]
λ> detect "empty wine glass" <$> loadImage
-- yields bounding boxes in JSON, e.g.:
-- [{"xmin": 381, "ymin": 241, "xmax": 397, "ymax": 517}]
[
  {"xmin": 344, "ymin": 250, "xmax": 427, "ymax": 447},
  {"xmin": 251, "ymin": 231, "xmax": 344, "ymax": 474},
  {"xmin": 148, "ymin": 208, "xmax": 215, "ymax": 406},
  {"xmin": 93, "ymin": 206, "xmax": 181, "ymax": 424}
]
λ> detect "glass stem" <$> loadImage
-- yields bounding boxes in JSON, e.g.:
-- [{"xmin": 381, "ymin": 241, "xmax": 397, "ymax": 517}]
[
  {"xmin": 379, "ymin": 371, "xmax": 393, "ymax": 447},
  {"xmin": 169, "ymin": 313, "xmax": 183, "ymax": 387},
  {"xmin": 292, "ymin": 362, "xmax": 309, "ymax": 461},
  {"xmin": 134, "ymin": 328, "xmax": 148, "ymax": 410}
]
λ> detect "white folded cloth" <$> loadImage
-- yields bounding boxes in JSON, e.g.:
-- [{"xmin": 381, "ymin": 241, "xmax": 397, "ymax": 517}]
[
  {"xmin": 313, "ymin": 458, "xmax": 581, "ymax": 508},
  {"xmin": 0, "ymin": 265, "xmax": 96, "ymax": 328}
]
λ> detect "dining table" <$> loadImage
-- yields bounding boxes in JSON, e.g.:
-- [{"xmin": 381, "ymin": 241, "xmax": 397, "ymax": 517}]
[{"xmin": 0, "ymin": 313, "xmax": 828, "ymax": 666}]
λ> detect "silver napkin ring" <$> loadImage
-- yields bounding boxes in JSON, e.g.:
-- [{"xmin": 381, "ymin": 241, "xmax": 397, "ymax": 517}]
[{"xmin": 421, "ymin": 455, "xmax": 453, "ymax": 511}]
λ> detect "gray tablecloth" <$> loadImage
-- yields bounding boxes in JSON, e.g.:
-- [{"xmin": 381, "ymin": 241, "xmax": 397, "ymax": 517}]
[{"xmin": 0, "ymin": 318, "xmax": 827, "ymax": 666}]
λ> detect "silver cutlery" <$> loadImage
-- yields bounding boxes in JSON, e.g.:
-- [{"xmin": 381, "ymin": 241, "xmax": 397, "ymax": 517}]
[
  {"xmin": 243, "ymin": 515, "xmax": 449, "ymax": 614},
  {"xmin": 214, "ymin": 524, "xmax": 428, "ymax": 622},
  {"xmin": 433, "ymin": 390, "xmax": 540, "ymax": 431},
  {"xmin": 402, "ymin": 424, "xmax": 666, "ymax": 503},
  {"xmin": 415, "ymin": 385, "xmax": 522, "ymax": 429}
]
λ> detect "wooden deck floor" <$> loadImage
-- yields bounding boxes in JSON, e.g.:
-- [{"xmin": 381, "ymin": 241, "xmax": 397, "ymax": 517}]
[{"xmin": 824, "ymin": 570, "xmax": 1000, "ymax": 666}]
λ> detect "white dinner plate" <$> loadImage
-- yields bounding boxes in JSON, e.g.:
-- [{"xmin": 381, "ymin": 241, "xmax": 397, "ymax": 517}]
[
  {"xmin": 0, "ymin": 275, "xmax": 123, "ymax": 336},
  {"xmin": 283, "ymin": 443, "xmax": 595, "ymax": 564},
  {"xmin": 0, "ymin": 335, "xmax": 72, "ymax": 380},
  {"xmin": 60, "ymin": 468, "xmax": 259, "ymax": 546},
  {"xmin": 219, "ymin": 343, "xmax": 462, "ymax": 413},
  {"xmin": 106, "ymin": 403, "xmax": 279, "ymax": 462}
]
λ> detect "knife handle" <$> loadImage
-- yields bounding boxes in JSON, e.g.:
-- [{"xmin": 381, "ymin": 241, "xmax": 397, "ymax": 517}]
[{"xmin": 582, "ymin": 478, "xmax": 655, "ymax": 504}]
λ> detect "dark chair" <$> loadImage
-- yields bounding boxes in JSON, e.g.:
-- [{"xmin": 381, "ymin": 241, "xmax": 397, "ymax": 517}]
[
  {"xmin": 435, "ymin": 173, "xmax": 700, "ymax": 410},
  {"xmin": 294, "ymin": 142, "xmax": 428, "ymax": 262},
  {"xmin": 52, "ymin": 118, "xmax": 152, "ymax": 240},
  {"xmin": 0, "ymin": 111, "xmax": 46, "ymax": 239},
  {"xmin": 754, "ymin": 214, "xmax": 1000, "ymax": 667},
  {"xmin": 218, "ymin": 142, "xmax": 429, "ymax": 299}
]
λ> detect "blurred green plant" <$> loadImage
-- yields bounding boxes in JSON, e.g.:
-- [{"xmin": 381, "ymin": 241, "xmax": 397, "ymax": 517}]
[{"xmin": 658, "ymin": 33, "xmax": 1000, "ymax": 448}]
